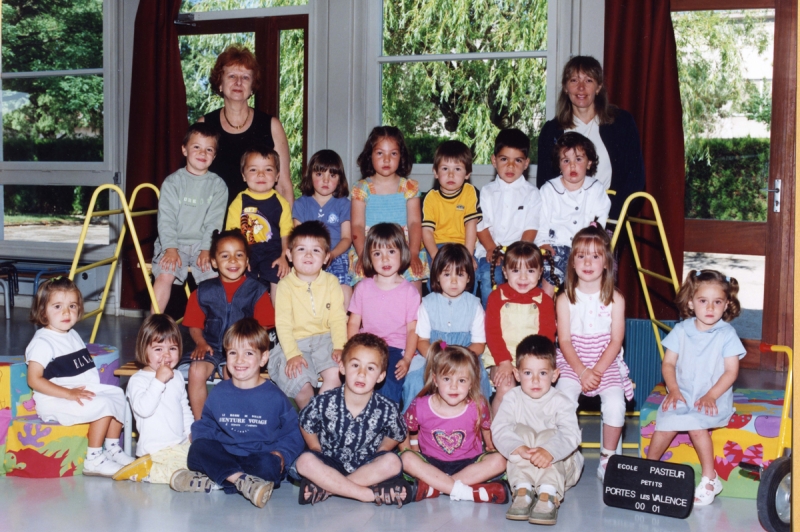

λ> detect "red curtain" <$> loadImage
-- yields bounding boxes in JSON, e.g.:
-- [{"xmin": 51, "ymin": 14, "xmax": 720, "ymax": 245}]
[
  {"xmin": 121, "ymin": 0, "xmax": 188, "ymax": 309},
  {"xmin": 604, "ymin": 0, "xmax": 685, "ymax": 320}
]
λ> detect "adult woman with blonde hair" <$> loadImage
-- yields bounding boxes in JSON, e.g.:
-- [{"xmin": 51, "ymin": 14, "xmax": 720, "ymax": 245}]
[
  {"xmin": 199, "ymin": 44, "xmax": 294, "ymax": 206},
  {"xmin": 536, "ymin": 56, "xmax": 644, "ymax": 219}
]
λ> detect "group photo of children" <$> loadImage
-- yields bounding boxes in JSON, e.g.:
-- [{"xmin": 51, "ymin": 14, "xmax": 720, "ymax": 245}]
[{"xmin": 19, "ymin": 47, "xmax": 751, "ymax": 529}]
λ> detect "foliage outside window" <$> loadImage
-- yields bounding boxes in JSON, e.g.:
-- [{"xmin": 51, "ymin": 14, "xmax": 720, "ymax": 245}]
[
  {"xmin": 180, "ymin": 0, "xmax": 306, "ymax": 13},
  {"xmin": 672, "ymin": 9, "xmax": 773, "ymax": 221},
  {"xmin": 382, "ymin": 0, "xmax": 548, "ymax": 164}
]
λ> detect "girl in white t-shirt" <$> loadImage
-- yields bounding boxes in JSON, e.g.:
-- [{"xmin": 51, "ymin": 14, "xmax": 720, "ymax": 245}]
[
  {"xmin": 113, "ymin": 314, "xmax": 194, "ymax": 483},
  {"xmin": 25, "ymin": 278, "xmax": 132, "ymax": 477}
]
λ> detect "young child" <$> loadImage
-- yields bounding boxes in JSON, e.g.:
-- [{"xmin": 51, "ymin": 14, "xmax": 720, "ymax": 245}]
[
  {"xmin": 403, "ymin": 244, "xmax": 491, "ymax": 410},
  {"xmin": 647, "ymin": 270, "xmax": 744, "ymax": 506},
  {"xmin": 295, "ymin": 333, "xmax": 411, "ymax": 507},
  {"xmin": 350, "ymin": 126, "xmax": 428, "ymax": 292},
  {"xmin": 25, "ymin": 278, "xmax": 132, "ymax": 477},
  {"xmin": 347, "ymin": 223, "xmax": 420, "ymax": 405},
  {"xmin": 484, "ymin": 241, "xmax": 556, "ymax": 414},
  {"xmin": 475, "ymin": 128, "xmax": 542, "ymax": 308},
  {"xmin": 421, "ymin": 140, "xmax": 481, "ymax": 268},
  {"xmin": 151, "ymin": 123, "xmax": 228, "ymax": 313},
  {"xmin": 171, "ymin": 318, "xmax": 304, "ymax": 508},
  {"xmin": 179, "ymin": 230, "xmax": 275, "ymax": 419},
  {"xmin": 113, "ymin": 314, "xmax": 193, "ymax": 483},
  {"xmin": 400, "ymin": 343, "xmax": 508, "ymax": 503},
  {"xmin": 226, "ymin": 147, "xmax": 292, "ymax": 305},
  {"xmin": 536, "ymin": 132, "xmax": 611, "ymax": 297},
  {"xmin": 270, "ymin": 221, "xmax": 348, "ymax": 409},
  {"xmin": 554, "ymin": 224, "xmax": 633, "ymax": 480},
  {"xmin": 292, "ymin": 149, "xmax": 353, "ymax": 310},
  {"xmin": 492, "ymin": 335, "xmax": 583, "ymax": 526}
]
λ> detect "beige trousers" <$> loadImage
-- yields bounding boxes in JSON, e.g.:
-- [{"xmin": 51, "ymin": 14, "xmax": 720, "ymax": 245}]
[
  {"xmin": 506, "ymin": 426, "xmax": 584, "ymax": 501},
  {"xmin": 148, "ymin": 442, "xmax": 191, "ymax": 484}
]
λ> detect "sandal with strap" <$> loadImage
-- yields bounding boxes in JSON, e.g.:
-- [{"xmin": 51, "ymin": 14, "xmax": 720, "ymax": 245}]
[
  {"xmin": 298, "ymin": 478, "xmax": 331, "ymax": 505},
  {"xmin": 372, "ymin": 478, "xmax": 412, "ymax": 508},
  {"xmin": 694, "ymin": 475, "xmax": 723, "ymax": 506},
  {"xmin": 597, "ymin": 450, "xmax": 615, "ymax": 481}
]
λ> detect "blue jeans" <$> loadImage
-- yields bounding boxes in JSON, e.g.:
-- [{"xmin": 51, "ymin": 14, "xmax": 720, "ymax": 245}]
[
  {"xmin": 375, "ymin": 346, "xmax": 405, "ymax": 405},
  {"xmin": 188, "ymin": 439, "xmax": 284, "ymax": 494},
  {"xmin": 476, "ymin": 256, "xmax": 505, "ymax": 309}
]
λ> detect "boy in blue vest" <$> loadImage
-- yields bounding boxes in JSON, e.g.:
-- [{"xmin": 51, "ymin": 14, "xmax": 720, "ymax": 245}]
[{"xmin": 171, "ymin": 318, "xmax": 303, "ymax": 508}]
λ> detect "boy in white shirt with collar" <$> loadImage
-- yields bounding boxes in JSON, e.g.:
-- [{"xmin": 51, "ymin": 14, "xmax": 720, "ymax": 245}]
[
  {"xmin": 535, "ymin": 132, "xmax": 611, "ymax": 297},
  {"xmin": 475, "ymin": 128, "xmax": 542, "ymax": 308}
]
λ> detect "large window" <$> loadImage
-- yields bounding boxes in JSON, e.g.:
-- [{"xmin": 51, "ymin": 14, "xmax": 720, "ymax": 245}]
[
  {"xmin": 1, "ymin": 0, "xmax": 117, "ymax": 252},
  {"xmin": 380, "ymin": 0, "xmax": 550, "ymax": 168}
]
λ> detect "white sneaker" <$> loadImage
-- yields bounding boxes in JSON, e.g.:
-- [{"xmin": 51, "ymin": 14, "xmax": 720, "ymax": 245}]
[
  {"xmin": 84, "ymin": 454, "xmax": 123, "ymax": 477},
  {"xmin": 105, "ymin": 446, "xmax": 135, "ymax": 466}
]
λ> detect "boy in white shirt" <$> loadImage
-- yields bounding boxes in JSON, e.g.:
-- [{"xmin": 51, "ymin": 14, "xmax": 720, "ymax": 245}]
[
  {"xmin": 535, "ymin": 132, "xmax": 611, "ymax": 297},
  {"xmin": 475, "ymin": 128, "xmax": 542, "ymax": 308}
]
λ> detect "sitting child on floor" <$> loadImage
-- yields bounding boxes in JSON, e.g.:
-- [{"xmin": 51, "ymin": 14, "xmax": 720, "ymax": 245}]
[
  {"xmin": 400, "ymin": 342, "xmax": 508, "ymax": 504},
  {"xmin": 171, "ymin": 318, "xmax": 304, "ymax": 509},
  {"xmin": 295, "ymin": 333, "xmax": 411, "ymax": 507},
  {"xmin": 114, "ymin": 314, "xmax": 193, "ymax": 483},
  {"xmin": 492, "ymin": 335, "xmax": 583, "ymax": 526}
]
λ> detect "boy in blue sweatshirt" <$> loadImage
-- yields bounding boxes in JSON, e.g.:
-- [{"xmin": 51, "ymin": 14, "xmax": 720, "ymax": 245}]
[{"xmin": 170, "ymin": 318, "xmax": 304, "ymax": 508}]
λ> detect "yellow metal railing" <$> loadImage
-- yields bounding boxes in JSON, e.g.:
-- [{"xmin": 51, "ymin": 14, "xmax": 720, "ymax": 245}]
[
  {"xmin": 759, "ymin": 344, "xmax": 793, "ymax": 459},
  {"xmin": 69, "ymin": 183, "xmax": 171, "ymax": 342}
]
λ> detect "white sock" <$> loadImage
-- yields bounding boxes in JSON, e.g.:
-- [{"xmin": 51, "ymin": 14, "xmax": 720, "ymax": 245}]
[
  {"xmin": 449, "ymin": 480, "xmax": 474, "ymax": 501},
  {"xmin": 516, "ymin": 483, "xmax": 534, "ymax": 504},
  {"xmin": 87, "ymin": 447, "xmax": 103, "ymax": 461},
  {"xmin": 105, "ymin": 438, "xmax": 121, "ymax": 451},
  {"xmin": 537, "ymin": 484, "xmax": 557, "ymax": 510}
]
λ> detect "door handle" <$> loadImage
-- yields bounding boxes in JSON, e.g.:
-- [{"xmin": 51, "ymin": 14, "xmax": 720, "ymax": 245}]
[{"xmin": 761, "ymin": 179, "xmax": 781, "ymax": 213}]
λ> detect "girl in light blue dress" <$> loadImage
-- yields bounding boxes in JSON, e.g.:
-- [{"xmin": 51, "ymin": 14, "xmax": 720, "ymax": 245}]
[
  {"xmin": 403, "ymin": 244, "xmax": 491, "ymax": 411},
  {"xmin": 646, "ymin": 270, "xmax": 745, "ymax": 507}
]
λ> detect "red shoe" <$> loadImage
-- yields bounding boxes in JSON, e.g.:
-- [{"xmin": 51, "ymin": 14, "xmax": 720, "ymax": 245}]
[
  {"xmin": 472, "ymin": 481, "xmax": 510, "ymax": 504},
  {"xmin": 413, "ymin": 479, "xmax": 441, "ymax": 502}
]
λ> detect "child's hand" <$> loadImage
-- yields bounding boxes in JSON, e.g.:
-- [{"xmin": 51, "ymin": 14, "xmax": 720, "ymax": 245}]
[
  {"xmin": 191, "ymin": 341, "xmax": 211, "ymax": 361},
  {"xmin": 196, "ymin": 250, "xmax": 212, "ymax": 273},
  {"xmin": 331, "ymin": 349, "xmax": 342, "ymax": 364},
  {"xmin": 354, "ymin": 258, "xmax": 364, "ymax": 276},
  {"xmin": 512, "ymin": 445, "xmax": 533, "ymax": 459},
  {"xmin": 529, "ymin": 447, "xmax": 554, "ymax": 468},
  {"xmin": 540, "ymin": 244, "xmax": 555, "ymax": 256},
  {"xmin": 694, "ymin": 394, "xmax": 719, "ymax": 416},
  {"xmin": 159, "ymin": 248, "xmax": 181, "ymax": 272},
  {"xmin": 273, "ymin": 255, "xmax": 290, "ymax": 279},
  {"xmin": 580, "ymin": 367, "xmax": 601, "ymax": 392},
  {"xmin": 409, "ymin": 255, "xmax": 424, "ymax": 277},
  {"xmin": 155, "ymin": 362, "xmax": 174, "ymax": 384},
  {"xmin": 285, "ymin": 356, "xmax": 309, "ymax": 379},
  {"xmin": 493, "ymin": 360, "xmax": 515, "ymax": 388},
  {"xmin": 270, "ymin": 451, "xmax": 285, "ymax": 473},
  {"xmin": 472, "ymin": 256, "xmax": 478, "ymax": 270},
  {"xmin": 395, "ymin": 357, "xmax": 411, "ymax": 380},
  {"xmin": 67, "ymin": 386, "xmax": 95, "ymax": 405},
  {"xmin": 661, "ymin": 390, "xmax": 687, "ymax": 412}
]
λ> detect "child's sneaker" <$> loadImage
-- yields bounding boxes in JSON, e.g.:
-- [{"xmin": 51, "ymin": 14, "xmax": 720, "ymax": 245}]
[
  {"xmin": 170, "ymin": 469, "xmax": 215, "ymax": 493},
  {"xmin": 472, "ymin": 481, "xmax": 510, "ymax": 504},
  {"xmin": 506, "ymin": 488, "xmax": 534, "ymax": 520},
  {"xmin": 83, "ymin": 453, "xmax": 123, "ymax": 477},
  {"xmin": 105, "ymin": 445, "xmax": 135, "ymax": 466},
  {"xmin": 235, "ymin": 474, "xmax": 274, "ymax": 508},
  {"xmin": 112, "ymin": 454, "xmax": 152, "ymax": 482},
  {"xmin": 528, "ymin": 492, "xmax": 558, "ymax": 526}
]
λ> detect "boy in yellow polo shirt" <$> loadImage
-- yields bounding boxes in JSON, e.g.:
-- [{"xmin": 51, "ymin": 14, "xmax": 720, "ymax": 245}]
[{"xmin": 268, "ymin": 221, "xmax": 347, "ymax": 409}]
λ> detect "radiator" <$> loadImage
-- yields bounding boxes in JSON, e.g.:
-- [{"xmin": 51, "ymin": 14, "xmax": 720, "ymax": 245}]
[{"xmin": 624, "ymin": 318, "xmax": 677, "ymax": 409}]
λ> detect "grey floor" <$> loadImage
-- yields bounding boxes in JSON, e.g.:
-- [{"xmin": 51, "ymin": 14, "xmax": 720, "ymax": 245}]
[{"xmin": 0, "ymin": 305, "xmax": 778, "ymax": 531}]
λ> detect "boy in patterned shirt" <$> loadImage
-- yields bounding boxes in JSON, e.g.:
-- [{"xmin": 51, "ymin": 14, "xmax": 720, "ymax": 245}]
[{"xmin": 295, "ymin": 333, "xmax": 411, "ymax": 507}]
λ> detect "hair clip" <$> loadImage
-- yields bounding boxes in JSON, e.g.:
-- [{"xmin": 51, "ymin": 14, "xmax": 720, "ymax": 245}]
[
  {"xmin": 725, "ymin": 276, "xmax": 730, "ymax": 282},
  {"xmin": 50, "ymin": 276, "xmax": 63, "ymax": 283},
  {"xmin": 695, "ymin": 271, "xmax": 701, "ymax": 277},
  {"xmin": 440, "ymin": 341, "xmax": 447, "ymax": 349},
  {"xmin": 589, "ymin": 221, "xmax": 598, "ymax": 228}
]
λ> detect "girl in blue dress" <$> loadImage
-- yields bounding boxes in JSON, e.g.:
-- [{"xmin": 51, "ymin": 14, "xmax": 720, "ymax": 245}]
[
  {"xmin": 403, "ymin": 244, "xmax": 491, "ymax": 411},
  {"xmin": 646, "ymin": 270, "xmax": 745, "ymax": 506},
  {"xmin": 349, "ymin": 126, "xmax": 428, "ymax": 293}
]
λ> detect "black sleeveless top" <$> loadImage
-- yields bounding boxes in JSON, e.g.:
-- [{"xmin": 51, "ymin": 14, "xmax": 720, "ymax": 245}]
[{"xmin": 204, "ymin": 108, "xmax": 275, "ymax": 206}]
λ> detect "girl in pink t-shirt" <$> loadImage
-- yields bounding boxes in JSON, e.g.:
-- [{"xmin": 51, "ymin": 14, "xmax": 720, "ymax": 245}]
[
  {"xmin": 400, "ymin": 343, "xmax": 508, "ymax": 503},
  {"xmin": 347, "ymin": 223, "xmax": 420, "ymax": 405}
]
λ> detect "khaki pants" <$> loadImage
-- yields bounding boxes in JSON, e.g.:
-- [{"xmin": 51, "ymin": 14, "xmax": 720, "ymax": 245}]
[
  {"xmin": 506, "ymin": 426, "xmax": 583, "ymax": 501},
  {"xmin": 148, "ymin": 442, "xmax": 191, "ymax": 484}
]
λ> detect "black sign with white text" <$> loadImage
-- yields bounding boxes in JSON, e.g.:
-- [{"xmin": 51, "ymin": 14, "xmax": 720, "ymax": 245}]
[{"xmin": 603, "ymin": 455, "xmax": 695, "ymax": 519}]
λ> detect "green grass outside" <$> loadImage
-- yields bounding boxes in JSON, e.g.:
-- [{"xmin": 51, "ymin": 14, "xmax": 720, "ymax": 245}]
[{"xmin": 4, "ymin": 214, "xmax": 88, "ymax": 226}]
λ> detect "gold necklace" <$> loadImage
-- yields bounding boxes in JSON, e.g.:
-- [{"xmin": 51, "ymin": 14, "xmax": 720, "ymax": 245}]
[{"xmin": 223, "ymin": 106, "xmax": 249, "ymax": 130}]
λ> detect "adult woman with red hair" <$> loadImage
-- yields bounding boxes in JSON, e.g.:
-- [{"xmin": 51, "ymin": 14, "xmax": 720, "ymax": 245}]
[{"xmin": 199, "ymin": 44, "xmax": 294, "ymax": 206}]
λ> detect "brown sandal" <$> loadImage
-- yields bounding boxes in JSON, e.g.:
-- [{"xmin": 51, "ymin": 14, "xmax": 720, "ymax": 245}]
[
  {"xmin": 372, "ymin": 478, "xmax": 412, "ymax": 508},
  {"xmin": 298, "ymin": 478, "xmax": 331, "ymax": 505}
]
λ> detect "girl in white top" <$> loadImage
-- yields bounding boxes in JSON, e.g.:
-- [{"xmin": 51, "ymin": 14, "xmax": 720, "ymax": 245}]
[
  {"xmin": 536, "ymin": 132, "xmax": 611, "ymax": 298},
  {"xmin": 113, "ymin": 314, "xmax": 194, "ymax": 484},
  {"xmin": 25, "ymin": 278, "xmax": 131, "ymax": 477},
  {"xmin": 554, "ymin": 225, "xmax": 633, "ymax": 481}
]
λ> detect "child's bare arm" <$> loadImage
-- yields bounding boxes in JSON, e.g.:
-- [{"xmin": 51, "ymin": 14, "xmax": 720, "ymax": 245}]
[
  {"xmin": 417, "ymin": 337, "xmax": 431, "ymax": 358},
  {"xmin": 285, "ymin": 355, "xmax": 309, "ymax": 379},
  {"xmin": 660, "ymin": 348, "xmax": 687, "ymax": 411},
  {"xmin": 330, "ymin": 221, "xmax": 352, "ymax": 260},
  {"xmin": 481, "ymin": 428, "xmax": 497, "ymax": 452},
  {"xmin": 465, "ymin": 218, "xmax": 479, "ymax": 258},
  {"xmin": 422, "ymin": 227, "xmax": 438, "ymax": 261},
  {"xmin": 395, "ymin": 321, "xmax": 418, "ymax": 380},
  {"xmin": 300, "ymin": 428, "xmax": 322, "ymax": 452},
  {"xmin": 468, "ymin": 342, "xmax": 485, "ymax": 355},
  {"xmin": 189, "ymin": 327, "xmax": 212, "ymax": 360},
  {"xmin": 477, "ymin": 228, "xmax": 498, "ymax": 254},
  {"xmin": 272, "ymin": 236, "xmax": 290, "ymax": 278},
  {"xmin": 555, "ymin": 295, "xmax": 584, "ymax": 375},
  {"xmin": 592, "ymin": 291, "xmax": 625, "ymax": 375},
  {"xmin": 351, "ymin": 199, "xmax": 367, "ymax": 260},
  {"xmin": 347, "ymin": 313, "xmax": 362, "ymax": 339},
  {"xmin": 406, "ymin": 197, "xmax": 424, "ymax": 277},
  {"xmin": 377, "ymin": 435, "xmax": 400, "ymax": 452},
  {"xmin": 27, "ymin": 361, "xmax": 94, "ymax": 404}
]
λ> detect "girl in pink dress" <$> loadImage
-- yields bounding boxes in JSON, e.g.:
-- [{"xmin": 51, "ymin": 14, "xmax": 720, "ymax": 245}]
[{"xmin": 400, "ymin": 342, "xmax": 508, "ymax": 504}]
